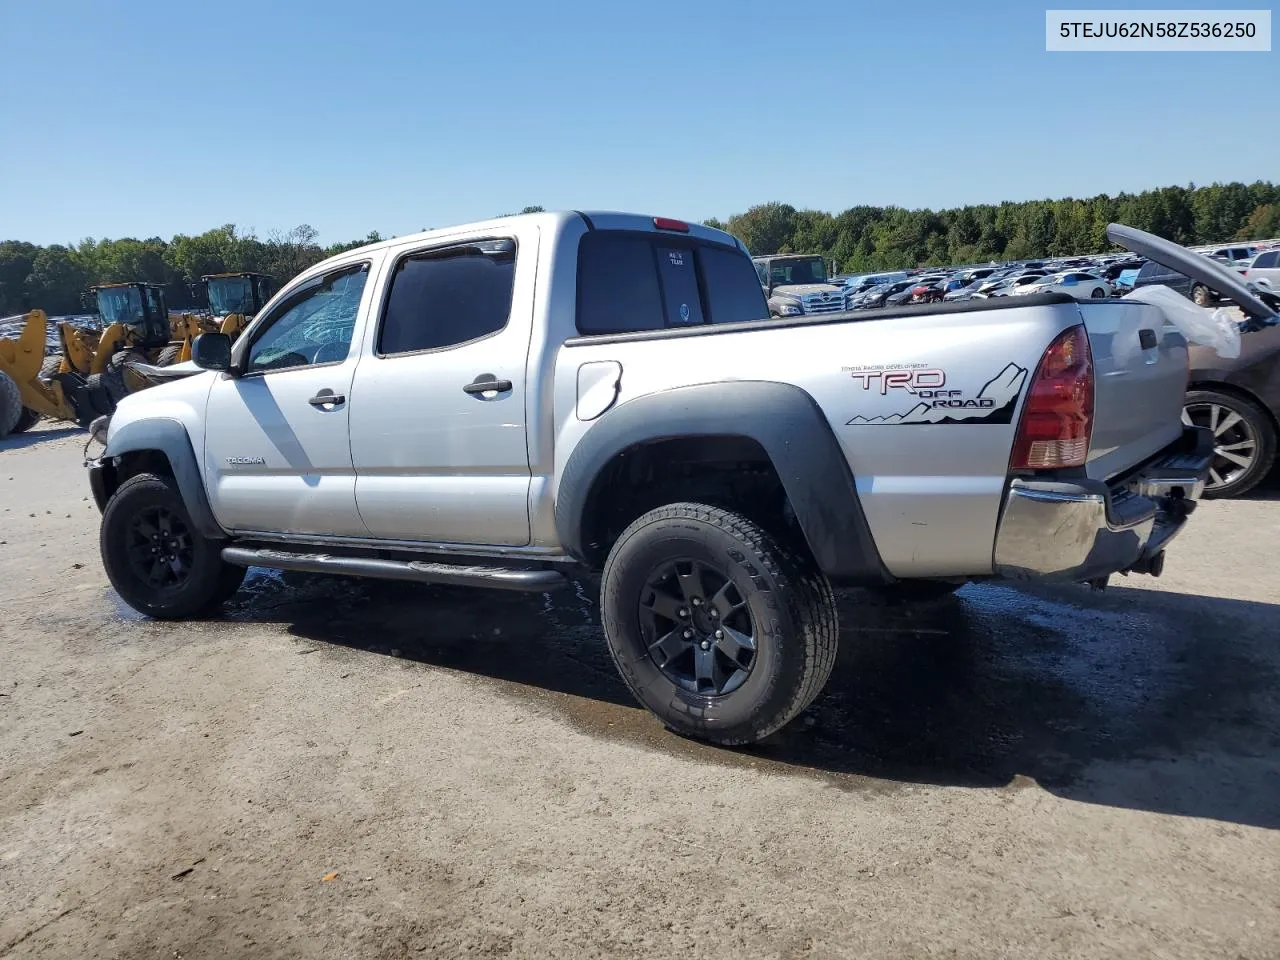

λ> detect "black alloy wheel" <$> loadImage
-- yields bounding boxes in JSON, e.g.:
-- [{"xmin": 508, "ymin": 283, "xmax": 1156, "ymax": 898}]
[{"xmin": 640, "ymin": 558, "xmax": 756, "ymax": 697}]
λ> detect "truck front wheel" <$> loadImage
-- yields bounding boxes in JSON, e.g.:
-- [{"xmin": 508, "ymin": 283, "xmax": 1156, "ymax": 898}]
[
  {"xmin": 600, "ymin": 502, "xmax": 838, "ymax": 745},
  {"xmin": 100, "ymin": 473, "xmax": 245, "ymax": 619}
]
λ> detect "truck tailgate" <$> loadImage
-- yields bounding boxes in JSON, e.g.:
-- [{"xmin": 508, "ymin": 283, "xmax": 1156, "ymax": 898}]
[{"xmin": 1079, "ymin": 300, "xmax": 1188, "ymax": 481}]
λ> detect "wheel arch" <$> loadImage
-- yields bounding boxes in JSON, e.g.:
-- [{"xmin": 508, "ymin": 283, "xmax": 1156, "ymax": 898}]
[
  {"xmin": 554, "ymin": 381, "xmax": 889, "ymax": 585},
  {"xmin": 94, "ymin": 417, "xmax": 225, "ymax": 539}
]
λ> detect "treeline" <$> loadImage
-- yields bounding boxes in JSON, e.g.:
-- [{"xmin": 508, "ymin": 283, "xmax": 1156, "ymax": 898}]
[
  {"xmin": 707, "ymin": 181, "xmax": 1280, "ymax": 272},
  {"xmin": 3, "ymin": 187, "xmax": 1278, "ymax": 316},
  {"xmin": 0, "ymin": 205, "xmax": 552, "ymax": 317}
]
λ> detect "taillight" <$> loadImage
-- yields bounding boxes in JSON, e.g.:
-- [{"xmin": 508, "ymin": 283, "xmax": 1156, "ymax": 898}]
[
  {"xmin": 653, "ymin": 217, "xmax": 690, "ymax": 233},
  {"xmin": 1010, "ymin": 324, "xmax": 1094, "ymax": 470}
]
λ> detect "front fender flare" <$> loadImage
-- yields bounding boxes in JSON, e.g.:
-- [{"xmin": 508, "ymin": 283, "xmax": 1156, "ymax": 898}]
[
  {"xmin": 554, "ymin": 381, "xmax": 888, "ymax": 585},
  {"xmin": 102, "ymin": 417, "xmax": 224, "ymax": 539}
]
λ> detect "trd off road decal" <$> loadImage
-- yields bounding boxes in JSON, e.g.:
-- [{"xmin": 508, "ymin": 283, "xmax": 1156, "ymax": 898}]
[{"xmin": 844, "ymin": 362, "xmax": 1028, "ymax": 425}]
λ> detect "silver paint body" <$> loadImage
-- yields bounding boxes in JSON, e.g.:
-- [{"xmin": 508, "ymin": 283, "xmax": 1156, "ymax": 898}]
[{"xmin": 104, "ymin": 211, "xmax": 1190, "ymax": 578}]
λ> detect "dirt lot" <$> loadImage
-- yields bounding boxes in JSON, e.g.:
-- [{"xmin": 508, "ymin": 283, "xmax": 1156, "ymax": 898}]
[{"xmin": 1, "ymin": 425, "xmax": 1278, "ymax": 959}]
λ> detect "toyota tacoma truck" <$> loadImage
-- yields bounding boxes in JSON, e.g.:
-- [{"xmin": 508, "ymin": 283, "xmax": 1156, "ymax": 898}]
[{"xmin": 87, "ymin": 213, "xmax": 1242, "ymax": 746}]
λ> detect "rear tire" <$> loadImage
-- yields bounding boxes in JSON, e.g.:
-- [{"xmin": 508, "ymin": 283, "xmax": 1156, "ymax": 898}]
[
  {"xmin": 82, "ymin": 373, "xmax": 115, "ymax": 417},
  {"xmin": 600, "ymin": 502, "xmax": 838, "ymax": 745},
  {"xmin": 103, "ymin": 349, "xmax": 149, "ymax": 403},
  {"xmin": 1090, "ymin": 286, "xmax": 1107, "ymax": 298},
  {"xmin": 100, "ymin": 472, "xmax": 245, "ymax": 619},
  {"xmin": 0, "ymin": 370, "xmax": 22, "ymax": 438},
  {"xmin": 1184, "ymin": 389, "xmax": 1277, "ymax": 498},
  {"xmin": 11, "ymin": 407, "xmax": 40, "ymax": 434}
]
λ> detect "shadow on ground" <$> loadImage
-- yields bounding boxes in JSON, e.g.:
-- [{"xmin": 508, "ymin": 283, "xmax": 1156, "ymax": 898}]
[
  {"xmin": 214, "ymin": 567, "xmax": 1280, "ymax": 830},
  {"xmin": 0, "ymin": 424, "xmax": 84, "ymax": 451}
]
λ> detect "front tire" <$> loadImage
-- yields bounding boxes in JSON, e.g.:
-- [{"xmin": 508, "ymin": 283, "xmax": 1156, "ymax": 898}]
[
  {"xmin": 600, "ymin": 502, "xmax": 838, "ymax": 745},
  {"xmin": 1183, "ymin": 389, "xmax": 1277, "ymax": 498},
  {"xmin": 100, "ymin": 472, "xmax": 245, "ymax": 619}
]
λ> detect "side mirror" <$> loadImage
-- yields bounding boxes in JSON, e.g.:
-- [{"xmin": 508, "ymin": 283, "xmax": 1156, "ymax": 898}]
[{"xmin": 192, "ymin": 332, "xmax": 232, "ymax": 372}]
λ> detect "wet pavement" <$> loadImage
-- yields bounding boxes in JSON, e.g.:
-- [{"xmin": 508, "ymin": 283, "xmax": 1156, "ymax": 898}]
[{"xmin": 206, "ymin": 565, "xmax": 1280, "ymax": 829}]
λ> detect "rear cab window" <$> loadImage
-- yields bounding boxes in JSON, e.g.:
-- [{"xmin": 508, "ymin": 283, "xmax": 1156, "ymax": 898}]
[{"xmin": 577, "ymin": 232, "xmax": 768, "ymax": 335}]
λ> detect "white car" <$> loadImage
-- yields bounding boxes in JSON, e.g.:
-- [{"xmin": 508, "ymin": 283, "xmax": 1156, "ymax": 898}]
[
  {"xmin": 1014, "ymin": 270, "xmax": 1112, "ymax": 300},
  {"xmin": 1240, "ymin": 250, "xmax": 1280, "ymax": 290}
]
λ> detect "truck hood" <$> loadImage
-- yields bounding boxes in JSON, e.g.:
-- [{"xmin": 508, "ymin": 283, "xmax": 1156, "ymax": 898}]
[{"xmin": 1107, "ymin": 223, "xmax": 1277, "ymax": 323}]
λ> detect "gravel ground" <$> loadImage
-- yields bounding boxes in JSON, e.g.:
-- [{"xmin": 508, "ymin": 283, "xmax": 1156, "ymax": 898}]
[{"xmin": 1, "ymin": 424, "xmax": 1278, "ymax": 959}]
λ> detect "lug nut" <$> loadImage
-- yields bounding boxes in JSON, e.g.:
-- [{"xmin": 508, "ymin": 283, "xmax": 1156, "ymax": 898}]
[
  {"xmin": 709, "ymin": 609, "xmax": 719, "ymax": 619},
  {"xmin": 699, "ymin": 640, "xmax": 711, "ymax": 650},
  {"xmin": 683, "ymin": 629, "xmax": 693, "ymax": 639},
  {"xmin": 714, "ymin": 629, "xmax": 723, "ymax": 639},
  {"xmin": 692, "ymin": 598, "xmax": 702, "ymax": 607},
  {"xmin": 678, "ymin": 607, "xmax": 688, "ymax": 618}
]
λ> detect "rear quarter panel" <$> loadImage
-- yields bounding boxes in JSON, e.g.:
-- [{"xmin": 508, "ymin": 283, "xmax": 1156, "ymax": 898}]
[{"xmin": 553, "ymin": 304, "xmax": 1080, "ymax": 578}]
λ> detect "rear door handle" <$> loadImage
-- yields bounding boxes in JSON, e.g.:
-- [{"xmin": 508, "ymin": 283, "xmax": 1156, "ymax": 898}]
[
  {"xmin": 308, "ymin": 390, "xmax": 345, "ymax": 407},
  {"xmin": 463, "ymin": 376, "xmax": 513, "ymax": 395}
]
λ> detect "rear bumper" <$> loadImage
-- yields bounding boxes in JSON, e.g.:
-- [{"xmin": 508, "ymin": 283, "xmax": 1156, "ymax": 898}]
[{"xmin": 993, "ymin": 426, "xmax": 1212, "ymax": 582}]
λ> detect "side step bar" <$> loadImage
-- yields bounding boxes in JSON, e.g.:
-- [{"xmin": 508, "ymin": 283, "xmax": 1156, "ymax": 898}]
[{"xmin": 221, "ymin": 546, "xmax": 568, "ymax": 592}]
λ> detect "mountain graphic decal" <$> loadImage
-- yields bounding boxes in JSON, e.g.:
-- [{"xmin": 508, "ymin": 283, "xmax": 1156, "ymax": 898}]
[{"xmin": 847, "ymin": 363, "xmax": 1029, "ymax": 426}]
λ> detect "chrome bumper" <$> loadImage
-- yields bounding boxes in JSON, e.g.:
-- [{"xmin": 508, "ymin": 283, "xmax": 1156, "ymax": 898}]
[{"xmin": 993, "ymin": 426, "xmax": 1212, "ymax": 582}]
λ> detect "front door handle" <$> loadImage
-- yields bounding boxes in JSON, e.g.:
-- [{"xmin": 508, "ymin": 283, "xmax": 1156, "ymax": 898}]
[
  {"xmin": 462, "ymin": 376, "xmax": 513, "ymax": 395},
  {"xmin": 308, "ymin": 390, "xmax": 345, "ymax": 407}
]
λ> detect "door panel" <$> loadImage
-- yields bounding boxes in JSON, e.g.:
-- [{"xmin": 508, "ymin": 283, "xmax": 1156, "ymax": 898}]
[
  {"xmin": 350, "ymin": 235, "xmax": 534, "ymax": 546},
  {"xmin": 203, "ymin": 261, "xmax": 375, "ymax": 536}
]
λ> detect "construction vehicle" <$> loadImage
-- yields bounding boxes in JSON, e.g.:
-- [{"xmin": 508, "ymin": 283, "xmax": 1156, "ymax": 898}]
[
  {"xmin": 194, "ymin": 272, "xmax": 273, "ymax": 344},
  {"xmin": 0, "ymin": 283, "xmax": 178, "ymax": 436}
]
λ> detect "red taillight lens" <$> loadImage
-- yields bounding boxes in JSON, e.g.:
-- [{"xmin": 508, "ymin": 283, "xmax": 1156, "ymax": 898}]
[
  {"xmin": 1010, "ymin": 324, "xmax": 1094, "ymax": 470},
  {"xmin": 653, "ymin": 217, "xmax": 690, "ymax": 233}
]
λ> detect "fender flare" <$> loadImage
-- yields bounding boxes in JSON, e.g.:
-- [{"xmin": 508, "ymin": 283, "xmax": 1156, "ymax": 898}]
[
  {"xmin": 554, "ymin": 381, "xmax": 889, "ymax": 585},
  {"xmin": 100, "ymin": 417, "xmax": 225, "ymax": 539}
]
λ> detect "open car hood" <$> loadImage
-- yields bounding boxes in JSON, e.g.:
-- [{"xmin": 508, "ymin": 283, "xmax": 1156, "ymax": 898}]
[{"xmin": 1107, "ymin": 222, "xmax": 1278, "ymax": 323}]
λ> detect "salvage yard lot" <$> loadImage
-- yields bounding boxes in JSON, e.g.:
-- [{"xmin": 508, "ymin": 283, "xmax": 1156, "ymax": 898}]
[{"xmin": 2, "ymin": 425, "xmax": 1278, "ymax": 959}]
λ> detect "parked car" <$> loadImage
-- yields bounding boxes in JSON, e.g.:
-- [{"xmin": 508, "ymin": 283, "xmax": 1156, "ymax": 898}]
[
  {"xmin": 1014, "ymin": 271, "xmax": 1112, "ymax": 300},
  {"xmin": 1116, "ymin": 224, "xmax": 1280, "ymax": 497},
  {"xmin": 857, "ymin": 278, "xmax": 917, "ymax": 308},
  {"xmin": 86, "ymin": 213, "xmax": 1216, "ymax": 745},
  {"xmin": 987, "ymin": 273, "xmax": 1051, "ymax": 297},
  {"xmin": 1201, "ymin": 245, "xmax": 1258, "ymax": 265},
  {"xmin": 1242, "ymin": 249, "xmax": 1280, "ymax": 290},
  {"xmin": 1132, "ymin": 259, "xmax": 1222, "ymax": 307}
]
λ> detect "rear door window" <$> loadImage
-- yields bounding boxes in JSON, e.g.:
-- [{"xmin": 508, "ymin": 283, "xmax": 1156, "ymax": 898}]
[{"xmin": 378, "ymin": 240, "xmax": 516, "ymax": 355}]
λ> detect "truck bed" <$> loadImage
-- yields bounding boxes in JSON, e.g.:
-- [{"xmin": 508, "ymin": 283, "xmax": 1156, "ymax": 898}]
[{"xmin": 556, "ymin": 292, "xmax": 1188, "ymax": 579}]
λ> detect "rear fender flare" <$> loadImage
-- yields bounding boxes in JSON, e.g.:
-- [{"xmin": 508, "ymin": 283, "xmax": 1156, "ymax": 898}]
[{"xmin": 554, "ymin": 381, "xmax": 889, "ymax": 584}]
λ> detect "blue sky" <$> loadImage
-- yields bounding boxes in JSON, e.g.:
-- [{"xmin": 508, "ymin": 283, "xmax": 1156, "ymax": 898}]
[{"xmin": 1, "ymin": 0, "xmax": 1275, "ymax": 245}]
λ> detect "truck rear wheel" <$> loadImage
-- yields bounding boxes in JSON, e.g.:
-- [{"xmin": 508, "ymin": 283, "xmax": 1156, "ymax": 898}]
[
  {"xmin": 0, "ymin": 370, "xmax": 22, "ymax": 438},
  {"xmin": 100, "ymin": 473, "xmax": 245, "ymax": 619},
  {"xmin": 600, "ymin": 502, "xmax": 838, "ymax": 745}
]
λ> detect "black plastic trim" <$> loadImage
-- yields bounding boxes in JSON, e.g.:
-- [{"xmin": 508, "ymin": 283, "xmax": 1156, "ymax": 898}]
[
  {"xmin": 102, "ymin": 417, "xmax": 225, "ymax": 539},
  {"xmin": 563, "ymin": 291, "xmax": 1080, "ymax": 347},
  {"xmin": 554, "ymin": 381, "xmax": 889, "ymax": 585},
  {"xmin": 572, "ymin": 211, "xmax": 596, "ymax": 231}
]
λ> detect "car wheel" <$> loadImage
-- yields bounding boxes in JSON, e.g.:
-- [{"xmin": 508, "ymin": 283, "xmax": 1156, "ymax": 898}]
[
  {"xmin": 11, "ymin": 407, "xmax": 40, "ymax": 434},
  {"xmin": 100, "ymin": 472, "xmax": 245, "ymax": 619},
  {"xmin": 1183, "ymin": 390, "xmax": 1277, "ymax": 498},
  {"xmin": 1090, "ymin": 286, "xmax": 1107, "ymax": 298},
  {"xmin": 600, "ymin": 502, "xmax": 838, "ymax": 745},
  {"xmin": 1191, "ymin": 284, "xmax": 1213, "ymax": 307}
]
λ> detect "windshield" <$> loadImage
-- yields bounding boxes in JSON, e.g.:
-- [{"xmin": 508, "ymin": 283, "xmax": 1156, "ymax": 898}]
[
  {"xmin": 96, "ymin": 287, "xmax": 145, "ymax": 325},
  {"xmin": 770, "ymin": 258, "xmax": 827, "ymax": 286},
  {"xmin": 208, "ymin": 276, "xmax": 255, "ymax": 315}
]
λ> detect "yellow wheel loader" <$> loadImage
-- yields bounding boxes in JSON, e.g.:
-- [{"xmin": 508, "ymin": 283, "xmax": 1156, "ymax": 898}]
[
  {"xmin": 0, "ymin": 283, "xmax": 175, "ymax": 435},
  {"xmin": 191, "ymin": 272, "xmax": 273, "ymax": 355}
]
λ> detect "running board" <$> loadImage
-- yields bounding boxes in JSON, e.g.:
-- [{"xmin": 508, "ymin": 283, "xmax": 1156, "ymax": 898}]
[{"xmin": 221, "ymin": 546, "xmax": 568, "ymax": 592}]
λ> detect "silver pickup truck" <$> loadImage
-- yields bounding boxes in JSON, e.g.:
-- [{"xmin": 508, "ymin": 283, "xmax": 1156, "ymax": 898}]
[{"xmin": 87, "ymin": 212, "xmax": 1232, "ymax": 746}]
